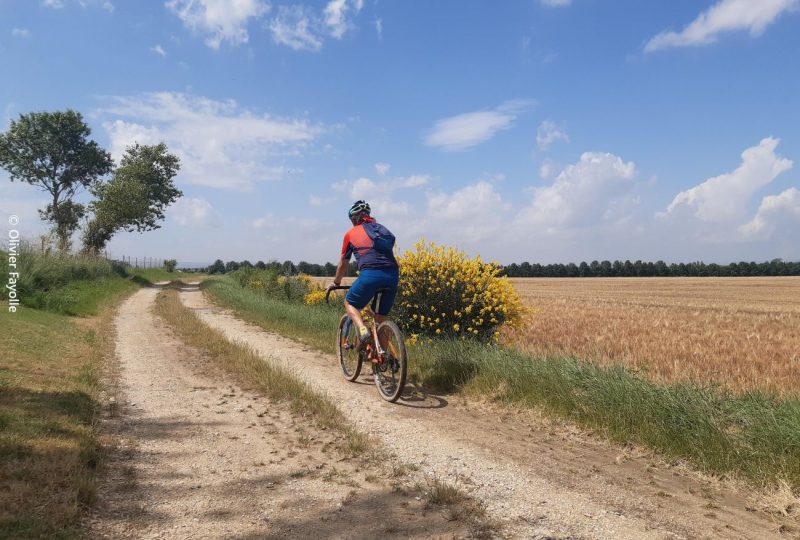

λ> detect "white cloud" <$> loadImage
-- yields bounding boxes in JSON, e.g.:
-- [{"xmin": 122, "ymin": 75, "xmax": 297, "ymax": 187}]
[
  {"xmin": 252, "ymin": 213, "xmax": 275, "ymax": 229},
  {"xmin": 374, "ymin": 162, "xmax": 390, "ymax": 176},
  {"xmin": 309, "ymin": 194, "xmax": 335, "ymax": 207},
  {"xmin": 324, "ymin": 0, "xmax": 359, "ymax": 39},
  {"xmin": 661, "ymin": 137, "xmax": 792, "ymax": 223},
  {"xmin": 166, "ymin": 0, "xmax": 269, "ymax": 49},
  {"xmin": 171, "ymin": 197, "xmax": 222, "ymax": 227},
  {"xmin": 519, "ymin": 152, "xmax": 638, "ymax": 231},
  {"xmin": 536, "ymin": 120, "xmax": 569, "ymax": 150},
  {"xmin": 401, "ymin": 174, "xmax": 430, "ymax": 188},
  {"xmin": 11, "ymin": 28, "xmax": 31, "ymax": 38},
  {"xmin": 540, "ymin": 0, "xmax": 572, "ymax": 6},
  {"xmin": 42, "ymin": 0, "xmax": 114, "ymax": 10},
  {"xmin": 427, "ymin": 181, "xmax": 510, "ymax": 242},
  {"xmin": 645, "ymin": 0, "xmax": 798, "ymax": 53},
  {"xmin": 151, "ymin": 44, "xmax": 167, "ymax": 57},
  {"xmin": 539, "ymin": 159, "xmax": 558, "ymax": 180},
  {"xmin": 739, "ymin": 187, "xmax": 800, "ymax": 240},
  {"xmin": 374, "ymin": 17, "xmax": 382, "ymax": 38},
  {"xmin": 267, "ymin": 0, "xmax": 363, "ymax": 51},
  {"xmin": 99, "ymin": 92, "xmax": 321, "ymax": 190},
  {"xmin": 425, "ymin": 100, "xmax": 534, "ymax": 152},
  {"xmin": 333, "ymin": 171, "xmax": 430, "ymax": 218},
  {"xmin": 268, "ymin": 5, "xmax": 323, "ymax": 51}
]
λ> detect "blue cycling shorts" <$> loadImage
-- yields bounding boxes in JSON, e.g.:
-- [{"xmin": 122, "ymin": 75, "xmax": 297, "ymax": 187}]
[{"xmin": 345, "ymin": 267, "xmax": 399, "ymax": 316}]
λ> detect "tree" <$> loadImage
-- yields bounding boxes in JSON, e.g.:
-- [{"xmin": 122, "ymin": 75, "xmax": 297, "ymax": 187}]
[
  {"xmin": 83, "ymin": 143, "xmax": 182, "ymax": 252},
  {"xmin": 164, "ymin": 259, "xmax": 177, "ymax": 272},
  {"xmin": 208, "ymin": 259, "xmax": 225, "ymax": 274},
  {"xmin": 0, "ymin": 110, "xmax": 113, "ymax": 250}
]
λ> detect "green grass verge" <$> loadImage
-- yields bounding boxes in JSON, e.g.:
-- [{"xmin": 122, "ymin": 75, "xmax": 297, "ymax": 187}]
[
  {"xmin": 205, "ymin": 275, "xmax": 800, "ymax": 489},
  {"xmin": 0, "ymin": 291, "xmax": 119, "ymax": 538},
  {"xmin": 153, "ymin": 288, "xmax": 369, "ymax": 456},
  {"xmin": 21, "ymin": 276, "xmax": 138, "ymax": 316}
]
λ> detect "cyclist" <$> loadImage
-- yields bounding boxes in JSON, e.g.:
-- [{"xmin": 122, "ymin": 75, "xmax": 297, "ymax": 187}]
[{"xmin": 328, "ymin": 200, "xmax": 399, "ymax": 350}]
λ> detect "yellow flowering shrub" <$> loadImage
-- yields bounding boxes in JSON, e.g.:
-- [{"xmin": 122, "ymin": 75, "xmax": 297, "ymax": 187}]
[
  {"xmin": 303, "ymin": 287, "xmax": 327, "ymax": 305},
  {"xmin": 395, "ymin": 240, "xmax": 525, "ymax": 342}
]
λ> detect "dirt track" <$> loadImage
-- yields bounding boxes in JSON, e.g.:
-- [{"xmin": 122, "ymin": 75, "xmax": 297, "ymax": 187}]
[
  {"xmin": 90, "ymin": 286, "xmax": 476, "ymax": 539},
  {"xmin": 91, "ymin": 285, "xmax": 792, "ymax": 539}
]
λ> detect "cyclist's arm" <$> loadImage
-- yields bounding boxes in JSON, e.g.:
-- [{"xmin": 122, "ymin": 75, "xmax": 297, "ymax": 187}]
[
  {"xmin": 333, "ymin": 256, "xmax": 348, "ymax": 286},
  {"xmin": 333, "ymin": 232, "xmax": 352, "ymax": 286}
]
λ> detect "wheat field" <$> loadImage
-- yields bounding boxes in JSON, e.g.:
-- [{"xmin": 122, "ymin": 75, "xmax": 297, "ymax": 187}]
[{"xmin": 505, "ymin": 277, "xmax": 800, "ymax": 394}]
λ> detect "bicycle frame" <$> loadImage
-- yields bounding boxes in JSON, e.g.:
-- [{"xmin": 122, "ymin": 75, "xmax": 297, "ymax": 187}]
[{"xmin": 326, "ymin": 285, "xmax": 394, "ymax": 364}]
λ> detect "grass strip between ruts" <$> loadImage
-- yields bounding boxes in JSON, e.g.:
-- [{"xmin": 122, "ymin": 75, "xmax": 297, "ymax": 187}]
[{"xmin": 152, "ymin": 288, "xmax": 370, "ymax": 456}]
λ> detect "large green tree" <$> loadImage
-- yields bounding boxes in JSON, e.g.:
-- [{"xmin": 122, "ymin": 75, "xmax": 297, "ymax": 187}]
[
  {"xmin": 83, "ymin": 142, "xmax": 182, "ymax": 252},
  {"xmin": 0, "ymin": 110, "xmax": 113, "ymax": 250}
]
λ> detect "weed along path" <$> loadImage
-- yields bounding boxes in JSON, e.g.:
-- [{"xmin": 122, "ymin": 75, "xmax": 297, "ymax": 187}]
[
  {"xmin": 180, "ymin": 288, "xmax": 794, "ymax": 540},
  {"xmin": 91, "ymin": 286, "xmax": 478, "ymax": 539}
]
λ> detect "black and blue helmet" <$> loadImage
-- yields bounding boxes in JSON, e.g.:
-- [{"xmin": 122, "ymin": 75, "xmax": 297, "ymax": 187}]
[{"xmin": 348, "ymin": 200, "xmax": 371, "ymax": 218}]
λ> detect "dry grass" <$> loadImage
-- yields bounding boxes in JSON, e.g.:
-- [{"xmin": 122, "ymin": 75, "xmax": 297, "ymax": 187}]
[{"xmin": 506, "ymin": 277, "xmax": 800, "ymax": 394}]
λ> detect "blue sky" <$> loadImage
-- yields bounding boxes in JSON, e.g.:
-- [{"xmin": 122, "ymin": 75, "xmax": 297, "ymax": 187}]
[{"xmin": 1, "ymin": 0, "xmax": 799, "ymax": 265}]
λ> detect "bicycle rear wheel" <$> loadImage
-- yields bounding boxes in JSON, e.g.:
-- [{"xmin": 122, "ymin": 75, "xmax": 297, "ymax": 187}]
[
  {"xmin": 337, "ymin": 314, "xmax": 362, "ymax": 381},
  {"xmin": 373, "ymin": 320, "xmax": 407, "ymax": 402}
]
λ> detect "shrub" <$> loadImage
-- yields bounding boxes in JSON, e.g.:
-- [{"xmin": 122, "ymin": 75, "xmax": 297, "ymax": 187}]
[
  {"xmin": 394, "ymin": 240, "xmax": 525, "ymax": 342},
  {"xmin": 164, "ymin": 259, "xmax": 177, "ymax": 272},
  {"xmin": 230, "ymin": 267, "xmax": 315, "ymax": 303}
]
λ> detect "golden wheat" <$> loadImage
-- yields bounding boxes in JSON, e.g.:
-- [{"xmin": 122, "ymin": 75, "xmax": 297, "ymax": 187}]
[{"xmin": 505, "ymin": 277, "xmax": 800, "ymax": 394}]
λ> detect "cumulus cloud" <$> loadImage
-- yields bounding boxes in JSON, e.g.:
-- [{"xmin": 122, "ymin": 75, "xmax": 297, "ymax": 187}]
[
  {"xmin": 171, "ymin": 197, "xmax": 222, "ymax": 227},
  {"xmin": 645, "ymin": 0, "xmax": 798, "ymax": 53},
  {"xmin": 151, "ymin": 44, "xmax": 167, "ymax": 56},
  {"xmin": 661, "ymin": 137, "xmax": 793, "ymax": 223},
  {"xmin": 536, "ymin": 120, "xmax": 569, "ymax": 150},
  {"xmin": 11, "ymin": 28, "xmax": 31, "ymax": 38},
  {"xmin": 42, "ymin": 0, "xmax": 65, "ymax": 7},
  {"xmin": 166, "ymin": 0, "xmax": 269, "ymax": 49},
  {"xmin": 519, "ymin": 152, "xmax": 638, "ymax": 231},
  {"xmin": 539, "ymin": 0, "xmax": 572, "ymax": 6},
  {"xmin": 374, "ymin": 162, "xmax": 390, "ymax": 176},
  {"xmin": 425, "ymin": 100, "xmax": 534, "ymax": 152},
  {"xmin": 99, "ymin": 92, "xmax": 321, "ymax": 190},
  {"xmin": 427, "ymin": 181, "xmax": 510, "ymax": 242},
  {"xmin": 739, "ymin": 187, "xmax": 800, "ymax": 240},
  {"xmin": 332, "ymin": 171, "xmax": 430, "ymax": 219}
]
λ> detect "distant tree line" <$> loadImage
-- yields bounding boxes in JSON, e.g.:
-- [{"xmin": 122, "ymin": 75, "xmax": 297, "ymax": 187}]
[
  {"xmin": 502, "ymin": 259, "xmax": 800, "ymax": 278},
  {"xmin": 206, "ymin": 259, "xmax": 357, "ymax": 277},
  {"xmin": 207, "ymin": 257, "xmax": 800, "ymax": 278}
]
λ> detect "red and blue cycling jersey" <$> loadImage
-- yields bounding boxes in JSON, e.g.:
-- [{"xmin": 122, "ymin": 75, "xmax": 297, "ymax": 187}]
[{"xmin": 341, "ymin": 217, "xmax": 398, "ymax": 271}]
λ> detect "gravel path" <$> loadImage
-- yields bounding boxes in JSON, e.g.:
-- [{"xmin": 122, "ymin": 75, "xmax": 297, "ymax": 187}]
[{"xmin": 182, "ymin": 289, "xmax": 788, "ymax": 539}]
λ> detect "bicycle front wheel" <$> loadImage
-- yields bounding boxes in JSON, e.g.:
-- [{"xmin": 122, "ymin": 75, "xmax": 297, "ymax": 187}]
[
  {"xmin": 337, "ymin": 314, "xmax": 362, "ymax": 381},
  {"xmin": 373, "ymin": 320, "xmax": 407, "ymax": 402}
]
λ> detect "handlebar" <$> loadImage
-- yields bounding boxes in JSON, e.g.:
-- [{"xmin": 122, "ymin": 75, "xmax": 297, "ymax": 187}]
[{"xmin": 325, "ymin": 285, "xmax": 351, "ymax": 304}]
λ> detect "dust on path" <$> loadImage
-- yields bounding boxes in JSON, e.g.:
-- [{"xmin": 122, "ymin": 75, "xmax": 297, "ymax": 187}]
[
  {"xmin": 182, "ymin": 288, "xmax": 791, "ymax": 540},
  {"xmin": 89, "ymin": 286, "xmax": 476, "ymax": 539}
]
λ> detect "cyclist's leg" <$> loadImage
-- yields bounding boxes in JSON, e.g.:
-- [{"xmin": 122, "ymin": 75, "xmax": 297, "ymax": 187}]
[
  {"xmin": 345, "ymin": 272, "xmax": 377, "ymax": 334},
  {"xmin": 371, "ymin": 273, "xmax": 398, "ymax": 349}
]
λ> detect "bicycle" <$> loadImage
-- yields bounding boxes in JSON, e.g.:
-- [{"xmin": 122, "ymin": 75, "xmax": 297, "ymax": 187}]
[{"xmin": 325, "ymin": 285, "xmax": 408, "ymax": 402}]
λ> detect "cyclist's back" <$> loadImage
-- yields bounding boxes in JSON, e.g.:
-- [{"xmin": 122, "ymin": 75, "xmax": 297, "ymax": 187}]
[{"xmin": 329, "ymin": 200, "xmax": 399, "ymax": 347}]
